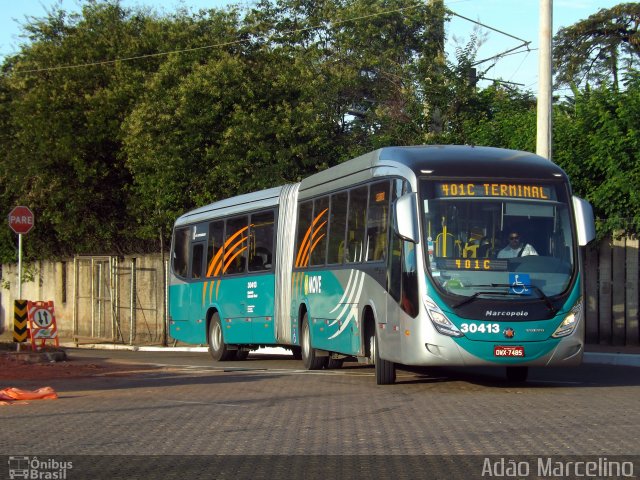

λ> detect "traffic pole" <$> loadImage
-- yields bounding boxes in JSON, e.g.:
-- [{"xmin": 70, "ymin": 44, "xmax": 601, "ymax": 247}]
[
  {"xmin": 17, "ymin": 233, "xmax": 23, "ymax": 352},
  {"xmin": 18, "ymin": 233, "xmax": 23, "ymax": 301}
]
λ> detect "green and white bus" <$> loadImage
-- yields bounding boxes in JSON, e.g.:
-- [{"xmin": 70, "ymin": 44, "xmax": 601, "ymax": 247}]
[{"xmin": 169, "ymin": 145, "xmax": 595, "ymax": 384}]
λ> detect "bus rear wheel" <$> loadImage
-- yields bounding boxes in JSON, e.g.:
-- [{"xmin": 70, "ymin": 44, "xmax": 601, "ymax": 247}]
[
  {"xmin": 208, "ymin": 312, "xmax": 235, "ymax": 361},
  {"xmin": 370, "ymin": 330, "xmax": 395, "ymax": 385},
  {"xmin": 301, "ymin": 313, "xmax": 325, "ymax": 370},
  {"xmin": 506, "ymin": 366, "xmax": 528, "ymax": 383}
]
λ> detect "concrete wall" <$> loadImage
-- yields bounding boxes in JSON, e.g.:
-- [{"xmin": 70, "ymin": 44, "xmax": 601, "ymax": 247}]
[{"xmin": 0, "ymin": 254, "xmax": 167, "ymax": 345}]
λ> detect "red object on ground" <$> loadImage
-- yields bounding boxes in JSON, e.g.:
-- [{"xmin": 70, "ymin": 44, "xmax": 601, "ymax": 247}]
[{"xmin": 0, "ymin": 386, "xmax": 58, "ymax": 405}]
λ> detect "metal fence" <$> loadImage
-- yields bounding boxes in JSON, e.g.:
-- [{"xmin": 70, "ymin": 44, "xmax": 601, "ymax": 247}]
[
  {"xmin": 584, "ymin": 236, "xmax": 639, "ymax": 346},
  {"xmin": 72, "ymin": 256, "xmax": 167, "ymax": 345}
]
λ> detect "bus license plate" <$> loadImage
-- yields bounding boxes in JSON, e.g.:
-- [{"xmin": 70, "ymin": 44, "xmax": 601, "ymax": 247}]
[{"xmin": 494, "ymin": 346, "xmax": 525, "ymax": 357}]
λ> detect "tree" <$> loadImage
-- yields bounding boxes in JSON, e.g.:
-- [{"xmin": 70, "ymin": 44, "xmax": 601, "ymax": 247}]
[
  {"xmin": 553, "ymin": 2, "xmax": 640, "ymax": 90},
  {"xmin": 0, "ymin": 1, "xmax": 213, "ymax": 260},
  {"xmin": 554, "ymin": 80, "xmax": 640, "ymax": 234}
]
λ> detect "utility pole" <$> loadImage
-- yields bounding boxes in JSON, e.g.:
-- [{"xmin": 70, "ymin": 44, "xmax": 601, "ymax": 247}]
[
  {"xmin": 536, "ymin": 0, "xmax": 553, "ymax": 160},
  {"xmin": 426, "ymin": 0, "xmax": 445, "ymax": 137}
]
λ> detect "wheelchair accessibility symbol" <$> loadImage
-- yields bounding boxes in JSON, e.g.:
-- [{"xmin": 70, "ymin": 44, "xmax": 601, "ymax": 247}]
[{"xmin": 509, "ymin": 273, "xmax": 531, "ymax": 295}]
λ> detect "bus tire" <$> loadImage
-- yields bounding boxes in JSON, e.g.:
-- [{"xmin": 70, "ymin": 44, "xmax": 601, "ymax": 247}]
[
  {"xmin": 301, "ymin": 313, "xmax": 324, "ymax": 370},
  {"xmin": 371, "ymin": 330, "xmax": 395, "ymax": 385},
  {"xmin": 506, "ymin": 366, "xmax": 528, "ymax": 383},
  {"xmin": 208, "ymin": 312, "xmax": 236, "ymax": 361},
  {"xmin": 326, "ymin": 358, "xmax": 344, "ymax": 369}
]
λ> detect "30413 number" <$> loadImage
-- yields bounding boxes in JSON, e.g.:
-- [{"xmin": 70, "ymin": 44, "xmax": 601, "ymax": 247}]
[{"xmin": 460, "ymin": 323, "xmax": 500, "ymax": 334}]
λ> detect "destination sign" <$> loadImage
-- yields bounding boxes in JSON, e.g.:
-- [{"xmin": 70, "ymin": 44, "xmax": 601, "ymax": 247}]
[
  {"xmin": 436, "ymin": 258, "xmax": 509, "ymax": 271},
  {"xmin": 435, "ymin": 182, "xmax": 556, "ymax": 200}
]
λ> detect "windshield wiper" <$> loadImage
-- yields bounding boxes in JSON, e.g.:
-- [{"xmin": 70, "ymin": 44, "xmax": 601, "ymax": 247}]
[
  {"xmin": 452, "ymin": 288, "xmax": 512, "ymax": 309},
  {"xmin": 452, "ymin": 284, "xmax": 557, "ymax": 314}
]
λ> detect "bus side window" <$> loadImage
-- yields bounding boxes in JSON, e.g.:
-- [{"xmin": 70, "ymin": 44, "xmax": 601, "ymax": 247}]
[
  {"xmin": 224, "ymin": 216, "xmax": 249, "ymax": 275},
  {"xmin": 366, "ymin": 180, "xmax": 390, "ymax": 262},
  {"xmin": 347, "ymin": 185, "xmax": 368, "ymax": 263},
  {"xmin": 294, "ymin": 201, "xmax": 313, "ymax": 268},
  {"xmin": 206, "ymin": 221, "xmax": 224, "ymax": 277},
  {"xmin": 310, "ymin": 197, "xmax": 329, "ymax": 266},
  {"xmin": 327, "ymin": 192, "xmax": 348, "ymax": 264},
  {"xmin": 172, "ymin": 227, "xmax": 190, "ymax": 278},
  {"xmin": 191, "ymin": 243, "xmax": 204, "ymax": 279},
  {"xmin": 249, "ymin": 211, "xmax": 275, "ymax": 272}
]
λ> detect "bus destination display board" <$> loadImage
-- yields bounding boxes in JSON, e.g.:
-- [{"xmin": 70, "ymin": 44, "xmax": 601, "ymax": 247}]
[
  {"xmin": 435, "ymin": 182, "xmax": 556, "ymax": 200},
  {"xmin": 436, "ymin": 258, "xmax": 508, "ymax": 271}
]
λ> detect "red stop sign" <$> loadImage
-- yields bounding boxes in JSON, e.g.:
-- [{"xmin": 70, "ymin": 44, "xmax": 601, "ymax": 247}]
[{"xmin": 8, "ymin": 206, "xmax": 34, "ymax": 234}]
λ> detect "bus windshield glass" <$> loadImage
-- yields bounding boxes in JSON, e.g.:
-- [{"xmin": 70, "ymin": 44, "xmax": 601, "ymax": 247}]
[{"xmin": 420, "ymin": 180, "xmax": 575, "ymax": 298}]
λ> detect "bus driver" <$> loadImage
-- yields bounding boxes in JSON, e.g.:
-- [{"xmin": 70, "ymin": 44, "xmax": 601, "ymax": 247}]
[{"xmin": 498, "ymin": 231, "xmax": 538, "ymax": 258}]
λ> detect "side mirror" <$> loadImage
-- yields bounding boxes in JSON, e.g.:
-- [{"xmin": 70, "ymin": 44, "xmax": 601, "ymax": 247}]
[
  {"xmin": 572, "ymin": 196, "xmax": 596, "ymax": 246},
  {"xmin": 394, "ymin": 192, "xmax": 419, "ymax": 243}
]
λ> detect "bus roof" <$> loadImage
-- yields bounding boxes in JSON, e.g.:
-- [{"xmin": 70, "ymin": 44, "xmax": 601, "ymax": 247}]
[
  {"xmin": 299, "ymin": 145, "xmax": 567, "ymax": 194},
  {"xmin": 175, "ymin": 146, "xmax": 569, "ymax": 227},
  {"xmin": 376, "ymin": 145, "xmax": 567, "ymax": 180},
  {"xmin": 175, "ymin": 185, "xmax": 286, "ymax": 227}
]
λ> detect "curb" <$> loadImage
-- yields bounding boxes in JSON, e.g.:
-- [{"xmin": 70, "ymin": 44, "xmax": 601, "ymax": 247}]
[
  {"xmin": 60, "ymin": 343, "xmax": 293, "ymax": 356},
  {"xmin": 57, "ymin": 342, "xmax": 640, "ymax": 367},
  {"xmin": 583, "ymin": 352, "xmax": 640, "ymax": 368}
]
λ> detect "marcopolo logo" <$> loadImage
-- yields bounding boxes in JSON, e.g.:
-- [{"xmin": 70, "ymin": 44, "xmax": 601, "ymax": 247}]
[
  {"xmin": 485, "ymin": 310, "xmax": 529, "ymax": 318},
  {"xmin": 8, "ymin": 456, "xmax": 73, "ymax": 480}
]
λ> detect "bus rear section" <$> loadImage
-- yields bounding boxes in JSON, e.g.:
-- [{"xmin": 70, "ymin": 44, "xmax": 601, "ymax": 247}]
[{"xmin": 168, "ymin": 187, "xmax": 286, "ymax": 360}]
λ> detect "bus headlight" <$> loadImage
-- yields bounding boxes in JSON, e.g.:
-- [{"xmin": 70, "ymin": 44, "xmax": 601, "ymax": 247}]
[
  {"xmin": 552, "ymin": 298, "xmax": 583, "ymax": 338},
  {"xmin": 424, "ymin": 295, "xmax": 464, "ymax": 338}
]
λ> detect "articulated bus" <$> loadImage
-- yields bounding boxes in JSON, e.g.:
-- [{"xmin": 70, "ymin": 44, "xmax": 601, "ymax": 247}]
[{"xmin": 169, "ymin": 145, "xmax": 595, "ymax": 384}]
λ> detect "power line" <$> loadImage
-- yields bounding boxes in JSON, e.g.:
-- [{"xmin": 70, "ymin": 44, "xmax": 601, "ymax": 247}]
[{"xmin": 447, "ymin": 10, "xmax": 530, "ymax": 45}]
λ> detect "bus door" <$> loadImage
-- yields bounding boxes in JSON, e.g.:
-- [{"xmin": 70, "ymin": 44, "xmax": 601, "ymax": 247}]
[
  {"xmin": 385, "ymin": 180, "xmax": 417, "ymax": 360},
  {"xmin": 245, "ymin": 210, "xmax": 277, "ymax": 344},
  {"xmin": 170, "ymin": 227, "xmax": 190, "ymax": 323},
  {"xmin": 218, "ymin": 215, "xmax": 251, "ymax": 343},
  {"xmin": 186, "ymin": 223, "xmax": 208, "ymax": 335}
]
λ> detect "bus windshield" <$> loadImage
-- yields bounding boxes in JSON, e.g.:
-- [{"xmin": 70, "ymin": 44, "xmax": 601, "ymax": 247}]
[{"xmin": 420, "ymin": 180, "xmax": 575, "ymax": 299}]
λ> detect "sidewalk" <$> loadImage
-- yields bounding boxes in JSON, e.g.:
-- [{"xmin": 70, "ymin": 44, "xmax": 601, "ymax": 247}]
[
  {"xmin": 583, "ymin": 343, "xmax": 640, "ymax": 367},
  {"xmin": 1, "ymin": 331, "xmax": 639, "ymax": 367}
]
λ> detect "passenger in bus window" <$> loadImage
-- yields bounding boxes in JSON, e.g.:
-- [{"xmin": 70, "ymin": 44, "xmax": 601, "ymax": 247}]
[{"xmin": 497, "ymin": 232, "xmax": 538, "ymax": 258}]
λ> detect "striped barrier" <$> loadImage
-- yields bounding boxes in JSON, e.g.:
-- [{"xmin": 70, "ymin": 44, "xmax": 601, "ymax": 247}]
[{"xmin": 13, "ymin": 300, "xmax": 29, "ymax": 343}]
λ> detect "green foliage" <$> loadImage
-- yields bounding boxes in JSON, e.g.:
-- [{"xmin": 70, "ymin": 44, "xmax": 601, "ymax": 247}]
[
  {"xmin": 553, "ymin": 2, "xmax": 640, "ymax": 89},
  {"xmin": 554, "ymin": 80, "xmax": 640, "ymax": 234}
]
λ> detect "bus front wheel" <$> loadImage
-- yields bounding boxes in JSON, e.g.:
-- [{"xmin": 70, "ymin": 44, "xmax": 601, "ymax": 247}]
[
  {"xmin": 370, "ymin": 330, "xmax": 396, "ymax": 385},
  {"xmin": 301, "ymin": 313, "xmax": 325, "ymax": 370},
  {"xmin": 208, "ymin": 312, "xmax": 236, "ymax": 361}
]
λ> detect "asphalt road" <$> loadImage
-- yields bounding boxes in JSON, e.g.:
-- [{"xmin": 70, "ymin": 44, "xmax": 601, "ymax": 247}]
[{"xmin": 1, "ymin": 349, "xmax": 639, "ymax": 479}]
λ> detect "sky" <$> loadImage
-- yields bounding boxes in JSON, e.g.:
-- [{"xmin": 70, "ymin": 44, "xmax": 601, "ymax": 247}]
[{"xmin": 0, "ymin": 0, "xmax": 622, "ymax": 93}]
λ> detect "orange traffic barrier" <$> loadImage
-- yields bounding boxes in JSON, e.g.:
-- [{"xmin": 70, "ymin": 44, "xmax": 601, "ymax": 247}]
[
  {"xmin": 27, "ymin": 301, "xmax": 60, "ymax": 351},
  {"xmin": 0, "ymin": 387, "xmax": 58, "ymax": 405}
]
